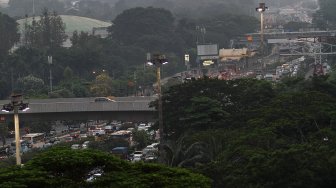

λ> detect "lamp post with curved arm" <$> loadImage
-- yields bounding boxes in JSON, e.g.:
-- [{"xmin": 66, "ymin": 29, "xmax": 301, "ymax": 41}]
[
  {"xmin": 256, "ymin": 2, "xmax": 268, "ymax": 54},
  {"xmin": 2, "ymin": 94, "xmax": 29, "ymax": 165},
  {"xmin": 146, "ymin": 53, "xmax": 168, "ymax": 162}
]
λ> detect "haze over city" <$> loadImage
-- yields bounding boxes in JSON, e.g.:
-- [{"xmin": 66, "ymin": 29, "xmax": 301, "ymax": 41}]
[{"xmin": 0, "ymin": 0, "xmax": 336, "ymax": 187}]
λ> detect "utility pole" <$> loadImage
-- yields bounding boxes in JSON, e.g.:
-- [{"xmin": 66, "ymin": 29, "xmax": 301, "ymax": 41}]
[
  {"xmin": 146, "ymin": 53, "xmax": 168, "ymax": 163},
  {"xmin": 48, "ymin": 56, "xmax": 53, "ymax": 93}
]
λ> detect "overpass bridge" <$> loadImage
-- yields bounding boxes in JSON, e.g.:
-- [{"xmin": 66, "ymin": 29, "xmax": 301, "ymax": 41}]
[
  {"xmin": 237, "ymin": 30, "xmax": 336, "ymax": 45},
  {"xmin": 0, "ymin": 97, "xmax": 157, "ymax": 122},
  {"xmin": 245, "ymin": 30, "xmax": 336, "ymax": 40}
]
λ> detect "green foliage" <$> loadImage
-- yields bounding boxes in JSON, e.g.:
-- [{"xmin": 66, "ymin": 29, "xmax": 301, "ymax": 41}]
[
  {"xmin": 181, "ymin": 96, "xmax": 228, "ymax": 130},
  {"xmin": 22, "ymin": 8, "xmax": 67, "ymax": 50},
  {"xmin": 202, "ymin": 14, "xmax": 258, "ymax": 47},
  {"xmin": 17, "ymin": 75, "xmax": 46, "ymax": 97},
  {"xmin": 160, "ymin": 77, "xmax": 336, "ymax": 187},
  {"xmin": 90, "ymin": 73, "xmax": 113, "ymax": 97},
  {"xmin": 132, "ymin": 130, "xmax": 152, "ymax": 150},
  {"xmin": 162, "ymin": 78, "xmax": 274, "ymax": 138},
  {"xmin": 109, "ymin": 7, "xmax": 175, "ymax": 47},
  {"xmin": 0, "ymin": 12, "xmax": 19, "ymax": 59},
  {"xmin": 0, "ymin": 147, "xmax": 211, "ymax": 187}
]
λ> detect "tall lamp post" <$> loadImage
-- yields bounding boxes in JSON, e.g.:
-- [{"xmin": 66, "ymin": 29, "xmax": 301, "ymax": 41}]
[
  {"xmin": 48, "ymin": 56, "xmax": 53, "ymax": 93},
  {"xmin": 256, "ymin": 2, "xmax": 268, "ymax": 54},
  {"xmin": 2, "ymin": 94, "xmax": 29, "ymax": 165},
  {"xmin": 147, "ymin": 53, "xmax": 168, "ymax": 162}
]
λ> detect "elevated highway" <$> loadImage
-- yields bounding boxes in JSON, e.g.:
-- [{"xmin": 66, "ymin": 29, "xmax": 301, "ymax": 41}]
[
  {"xmin": 237, "ymin": 30, "xmax": 336, "ymax": 45},
  {"xmin": 0, "ymin": 97, "xmax": 157, "ymax": 122},
  {"xmin": 245, "ymin": 30, "xmax": 336, "ymax": 40}
]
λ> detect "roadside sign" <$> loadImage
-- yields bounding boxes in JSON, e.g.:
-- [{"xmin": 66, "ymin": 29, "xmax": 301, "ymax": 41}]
[{"xmin": 0, "ymin": 116, "xmax": 5, "ymax": 123}]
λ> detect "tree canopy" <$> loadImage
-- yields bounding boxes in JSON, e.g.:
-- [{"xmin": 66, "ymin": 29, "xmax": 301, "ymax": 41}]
[
  {"xmin": 0, "ymin": 147, "xmax": 211, "ymax": 188},
  {"xmin": 158, "ymin": 76, "xmax": 336, "ymax": 187},
  {"xmin": 0, "ymin": 12, "xmax": 19, "ymax": 59}
]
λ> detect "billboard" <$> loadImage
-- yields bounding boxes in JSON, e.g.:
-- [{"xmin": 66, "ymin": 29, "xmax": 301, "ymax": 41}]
[{"xmin": 197, "ymin": 44, "xmax": 218, "ymax": 56}]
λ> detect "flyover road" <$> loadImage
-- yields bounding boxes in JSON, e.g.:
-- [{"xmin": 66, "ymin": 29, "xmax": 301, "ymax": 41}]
[{"xmin": 0, "ymin": 96, "xmax": 157, "ymax": 122}]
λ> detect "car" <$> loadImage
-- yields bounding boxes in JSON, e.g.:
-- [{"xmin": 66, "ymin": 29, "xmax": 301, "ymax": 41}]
[
  {"xmin": 137, "ymin": 123, "xmax": 148, "ymax": 131},
  {"xmin": 82, "ymin": 141, "xmax": 90, "ymax": 149},
  {"xmin": 71, "ymin": 144, "xmax": 81, "ymax": 150},
  {"xmin": 65, "ymin": 137, "xmax": 73, "ymax": 142},
  {"xmin": 132, "ymin": 151, "xmax": 143, "ymax": 162},
  {"xmin": 94, "ymin": 97, "xmax": 115, "ymax": 102},
  {"xmin": 48, "ymin": 137, "xmax": 59, "ymax": 144},
  {"xmin": 86, "ymin": 168, "xmax": 103, "ymax": 182},
  {"xmin": 86, "ymin": 173, "xmax": 101, "ymax": 182},
  {"xmin": 150, "ymin": 143, "xmax": 159, "ymax": 148},
  {"xmin": 43, "ymin": 143, "xmax": 53, "ymax": 148},
  {"xmin": 80, "ymin": 133, "xmax": 88, "ymax": 138},
  {"xmin": 144, "ymin": 154, "xmax": 157, "ymax": 162},
  {"xmin": 49, "ymin": 129, "xmax": 56, "ymax": 135},
  {"xmin": 143, "ymin": 145, "xmax": 158, "ymax": 156}
]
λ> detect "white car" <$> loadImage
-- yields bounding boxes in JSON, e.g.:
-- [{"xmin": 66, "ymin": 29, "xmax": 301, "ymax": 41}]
[
  {"xmin": 71, "ymin": 144, "xmax": 81, "ymax": 150},
  {"xmin": 132, "ymin": 151, "xmax": 143, "ymax": 162},
  {"xmin": 150, "ymin": 143, "xmax": 159, "ymax": 148},
  {"xmin": 82, "ymin": 141, "xmax": 90, "ymax": 149}
]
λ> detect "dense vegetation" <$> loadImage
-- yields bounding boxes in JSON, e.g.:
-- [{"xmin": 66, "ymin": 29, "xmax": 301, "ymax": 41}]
[
  {"xmin": 158, "ymin": 74, "xmax": 336, "ymax": 187},
  {"xmin": 0, "ymin": 7, "xmax": 257, "ymax": 99},
  {"xmin": 0, "ymin": 147, "xmax": 211, "ymax": 187}
]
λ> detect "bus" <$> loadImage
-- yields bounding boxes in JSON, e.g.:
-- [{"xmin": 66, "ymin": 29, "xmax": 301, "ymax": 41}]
[
  {"xmin": 111, "ymin": 147, "xmax": 129, "ymax": 160},
  {"xmin": 21, "ymin": 133, "xmax": 45, "ymax": 147},
  {"xmin": 110, "ymin": 130, "xmax": 132, "ymax": 145}
]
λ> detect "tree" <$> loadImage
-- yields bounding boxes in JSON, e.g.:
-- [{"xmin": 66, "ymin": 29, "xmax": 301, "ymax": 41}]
[
  {"xmin": 90, "ymin": 73, "xmax": 113, "ymax": 96},
  {"xmin": 181, "ymin": 96, "xmax": 228, "ymax": 130},
  {"xmin": 108, "ymin": 7, "xmax": 175, "ymax": 51},
  {"xmin": 22, "ymin": 8, "xmax": 67, "ymax": 50},
  {"xmin": 63, "ymin": 66, "xmax": 74, "ymax": 81},
  {"xmin": 161, "ymin": 78, "xmax": 274, "ymax": 138},
  {"xmin": 0, "ymin": 12, "xmax": 20, "ymax": 59},
  {"xmin": 132, "ymin": 130, "xmax": 151, "ymax": 149},
  {"xmin": 0, "ymin": 147, "xmax": 212, "ymax": 187},
  {"xmin": 17, "ymin": 74, "xmax": 46, "ymax": 97}
]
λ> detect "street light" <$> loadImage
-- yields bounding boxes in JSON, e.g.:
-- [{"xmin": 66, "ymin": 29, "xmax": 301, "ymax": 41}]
[
  {"xmin": 256, "ymin": 2, "xmax": 268, "ymax": 54},
  {"xmin": 1, "ymin": 94, "xmax": 29, "ymax": 165},
  {"xmin": 147, "ymin": 53, "xmax": 168, "ymax": 162}
]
